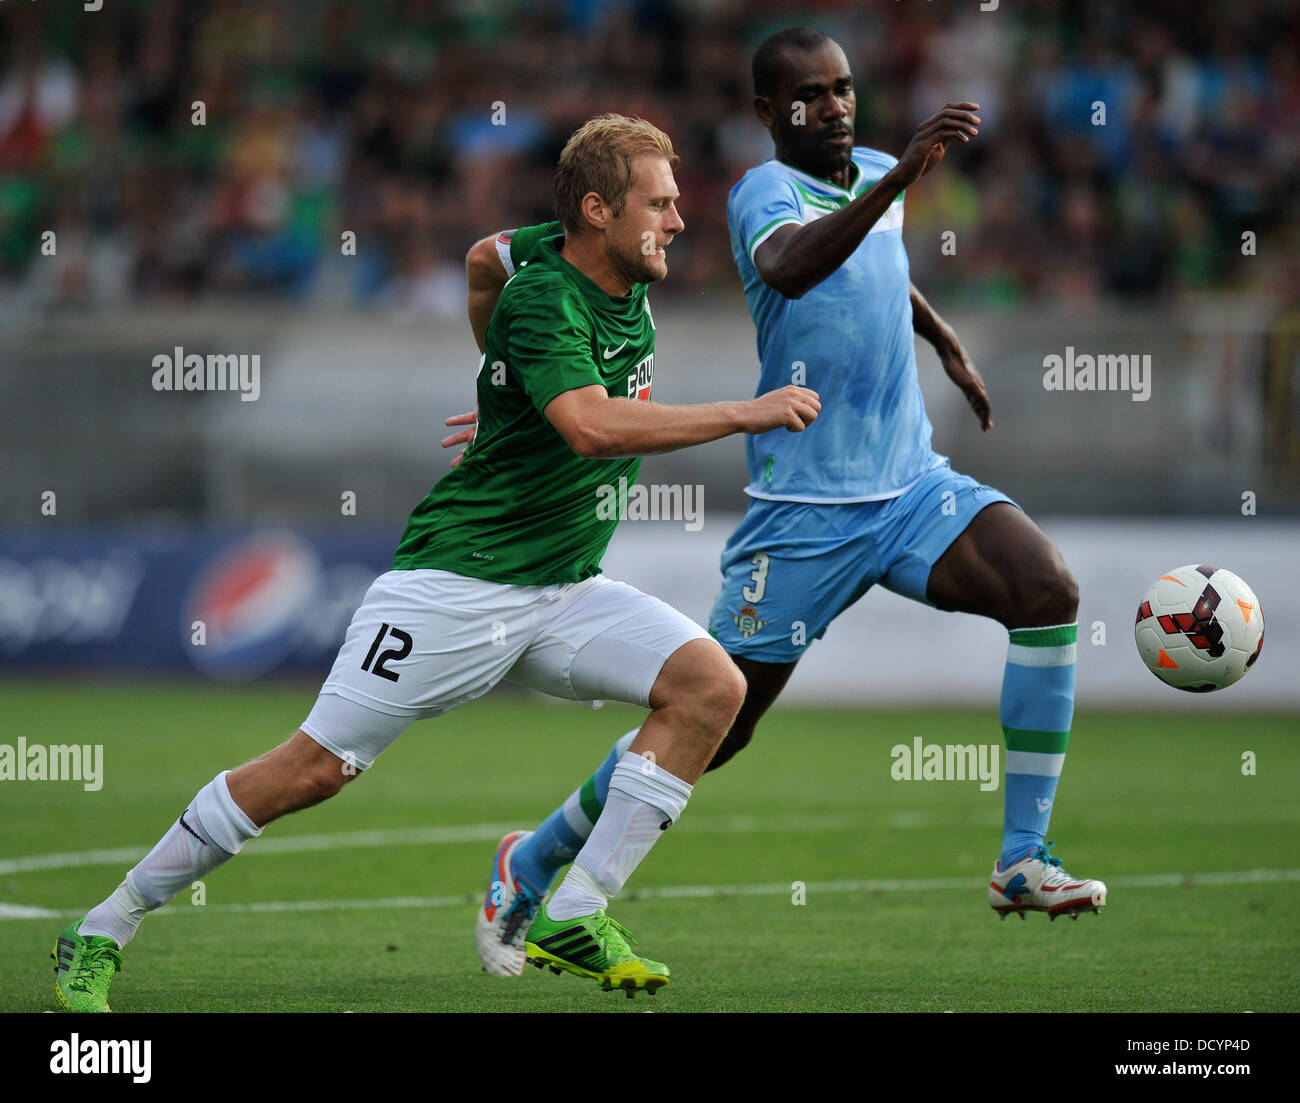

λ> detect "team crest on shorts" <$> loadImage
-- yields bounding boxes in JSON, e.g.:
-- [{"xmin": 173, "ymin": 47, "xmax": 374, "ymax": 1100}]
[{"xmin": 731, "ymin": 604, "xmax": 768, "ymax": 639}]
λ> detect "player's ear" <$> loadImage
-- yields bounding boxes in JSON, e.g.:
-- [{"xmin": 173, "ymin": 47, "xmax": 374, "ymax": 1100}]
[
  {"xmin": 580, "ymin": 192, "xmax": 609, "ymax": 231},
  {"xmin": 754, "ymin": 95, "xmax": 775, "ymax": 128}
]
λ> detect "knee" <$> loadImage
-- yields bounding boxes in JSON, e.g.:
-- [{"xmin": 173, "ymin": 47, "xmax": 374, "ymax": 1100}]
[
  {"xmin": 288, "ymin": 741, "xmax": 356, "ymax": 807},
  {"xmin": 702, "ymin": 654, "xmax": 747, "ymax": 732},
  {"xmin": 298, "ymin": 761, "xmax": 351, "ymax": 805},
  {"xmin": 658, "ymin": 642, "xmax": 746, "ymax": 731},
  {"xmin": 1014, "ymin": 559, "xmax": 1079, "ymax": 627},
  {"xmin": 230, "ymin": 731, "xmax": 357, "ymax": 825}
]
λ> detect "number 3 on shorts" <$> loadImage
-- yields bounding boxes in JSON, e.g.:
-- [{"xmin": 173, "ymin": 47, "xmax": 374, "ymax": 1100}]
[
  {"xmin": 741, "ymin": 552, "xmax": 770, "ymax": 603},
  {"xmin": 361, "ymin": 622, "xmax": 413, "ymax": 682}
]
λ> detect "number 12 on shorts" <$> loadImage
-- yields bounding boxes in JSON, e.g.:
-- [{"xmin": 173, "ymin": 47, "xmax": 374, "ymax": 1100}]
[{"xmin": 360, "ymin": 622, "xmax": 413, "ymax": 682}]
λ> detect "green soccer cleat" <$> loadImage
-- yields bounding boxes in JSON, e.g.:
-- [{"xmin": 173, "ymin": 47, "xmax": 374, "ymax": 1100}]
[
  {"xmin": 524, "ymin": 903, "xmax": 669, "ymax": 998},
  {"xmin": 51, "ymin": 921, "xmax": 122, "ymax": 1012}
]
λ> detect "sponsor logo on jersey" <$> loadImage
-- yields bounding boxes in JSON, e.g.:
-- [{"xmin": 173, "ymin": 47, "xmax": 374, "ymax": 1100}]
[
  {"xmin": 731, "ymin": 604, "xmax": 767, "ymax": 639},
  {"xmin": 627, "ymin": 355, "xmax": 653, "ymax": 401}
]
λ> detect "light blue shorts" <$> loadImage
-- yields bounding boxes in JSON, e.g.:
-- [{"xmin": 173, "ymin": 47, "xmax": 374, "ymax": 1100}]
[{"xmin": 707, "ymin": 462, "xmax": 1018, "ymax": 663}]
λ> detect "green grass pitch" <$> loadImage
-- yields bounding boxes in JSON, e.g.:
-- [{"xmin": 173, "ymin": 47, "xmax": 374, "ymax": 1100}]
[{"xmin": 2, "ymin": 681, "xmax": 1297, "ymax": 1012}]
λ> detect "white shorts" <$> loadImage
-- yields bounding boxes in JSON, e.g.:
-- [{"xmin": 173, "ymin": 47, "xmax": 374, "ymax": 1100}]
[{"xmin": 300, "ymin": 569, "xmax": 710, "ymax": 770}]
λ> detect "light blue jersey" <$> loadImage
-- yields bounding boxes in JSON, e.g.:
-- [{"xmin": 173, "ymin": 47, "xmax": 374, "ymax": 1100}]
[{"xmin": 727, "ymin": 147, "xmax": 944, "ymax": 502}]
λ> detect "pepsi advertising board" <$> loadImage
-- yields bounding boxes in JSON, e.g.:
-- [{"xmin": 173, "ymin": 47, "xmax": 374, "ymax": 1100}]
[{"xmin": 0, "ymin": 530, "xmax": 394, "ymax": 678}]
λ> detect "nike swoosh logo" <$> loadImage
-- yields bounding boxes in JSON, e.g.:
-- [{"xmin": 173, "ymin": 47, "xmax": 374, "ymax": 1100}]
[
  {"xmin": 178, "ymin": 812, "xmax": 206, "ymax": 846},
  {"xmin": 603, "ymin": 341, "xmax": 628, "ymax": 359}
]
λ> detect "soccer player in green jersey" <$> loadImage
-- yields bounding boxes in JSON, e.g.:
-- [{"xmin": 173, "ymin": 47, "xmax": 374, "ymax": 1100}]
[{"xmin": 51, "ymin": 114, "xmax": 820, "ymax": 1009}]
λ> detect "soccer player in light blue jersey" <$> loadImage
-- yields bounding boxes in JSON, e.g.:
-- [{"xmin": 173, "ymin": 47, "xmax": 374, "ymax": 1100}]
[{"xmin": 460, "ymin": 27, "xmax": 1106, "ymax": 977}]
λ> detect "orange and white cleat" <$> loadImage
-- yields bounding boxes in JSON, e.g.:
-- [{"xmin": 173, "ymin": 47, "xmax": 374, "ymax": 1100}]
[{"xmin": 475, "ymin": 830, "xmax": 542, "ymax": 976}]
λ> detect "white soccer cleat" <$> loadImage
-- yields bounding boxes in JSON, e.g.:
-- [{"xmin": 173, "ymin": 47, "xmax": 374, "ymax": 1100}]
[
  {"xmin": 989, "ymin": 841, "xmax": 1107, "ymax": 921},
  {"xmin": 475, "ymin": 830, "xmax": 542, "ymax": 976}
]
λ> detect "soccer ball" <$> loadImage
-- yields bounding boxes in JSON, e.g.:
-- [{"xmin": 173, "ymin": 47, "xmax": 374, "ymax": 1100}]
[{"xmin": 1134, "ymin": 565, "xmax": 1264, "ymax": 692}]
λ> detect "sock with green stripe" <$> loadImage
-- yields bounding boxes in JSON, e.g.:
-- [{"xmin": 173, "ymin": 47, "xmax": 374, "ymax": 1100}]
[
  {"xmin": 509, "ymin": 730, "xmax": 638, "ymax": 896},
  {"xmin": 999, "ymin": 623, "xmax": 1077, "ymax": 870}
]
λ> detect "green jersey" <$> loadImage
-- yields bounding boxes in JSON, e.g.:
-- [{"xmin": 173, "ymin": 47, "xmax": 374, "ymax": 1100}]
[{"xmin": 393, "ymin": 223, "xmax": 657, "ymax": 585}]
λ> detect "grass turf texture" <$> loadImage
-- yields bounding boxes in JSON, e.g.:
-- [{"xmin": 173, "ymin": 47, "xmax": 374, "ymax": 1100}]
[{"xmin": 1, "ymin": 681, "xmax": 1297, "ymax": 1012}]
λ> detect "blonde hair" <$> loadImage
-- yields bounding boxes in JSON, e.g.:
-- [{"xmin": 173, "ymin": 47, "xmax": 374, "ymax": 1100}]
[{"xmin": 554, "ymin": 114, "xmax": 679, "ymax": 235}]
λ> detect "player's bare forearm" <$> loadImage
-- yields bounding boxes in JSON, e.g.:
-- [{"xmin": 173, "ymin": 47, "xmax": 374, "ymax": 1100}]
[
  {"xmin": 466, "ymin": 234, "xmax": 509, "ymax": 353},
  {"xmin": 545, "ymin": 384, "xmax": 820, "ymax": 459},
  {"xmin": 909, "ymin": 282, "xmax": 958, "ymax": 354},
  {"xmin": 563, "ymin": 397, "xmax": 747, "ymax": 457},
  {"xmin": 909, "ymin": 283, "xmax": 993, "ymax": 430},
  {"xmin": 754, "ymin": 170, "xmax": 906, "ymax": 299}
]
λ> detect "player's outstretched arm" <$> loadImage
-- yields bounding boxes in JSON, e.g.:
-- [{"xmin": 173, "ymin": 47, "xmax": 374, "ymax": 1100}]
[
  {"xmin": 910, "ymin": 281, "xmax": 992, "ymax": 431},
  {"xmin": 754, "ymin": 103, "xmax": 980, "ymax": 300},
  {"xmin": 467, "ymin": 233, "xmax": 510, "ymax": 352},
  {"xmin": 544, "ymin": 384, "xmax": 820, "ymax": 459}
]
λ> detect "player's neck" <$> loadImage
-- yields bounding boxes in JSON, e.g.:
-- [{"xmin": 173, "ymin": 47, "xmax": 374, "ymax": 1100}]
[
  {"xmin": 559, "ymin": 235, "xmax": 633, "ymax": 298},
  {"xmin": 776, "ymin": 148, "xmax": 853, "ymax": 190}
]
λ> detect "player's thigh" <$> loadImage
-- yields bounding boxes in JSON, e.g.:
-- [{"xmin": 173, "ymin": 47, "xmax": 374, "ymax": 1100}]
[
  {"xmin": 302, "ymin": 569, "xmax": 539, "ymax": 769},
  {"xmin": 924, "ymin": 502, "xmax": 1076, "ymax": 625},
  {"xmin": 506, "ymin": 576, "xmax": 710, "ymax": 708},
  {"xmin": 875, "ymin": 466, "xmax": 1020, "ymax": 612}
]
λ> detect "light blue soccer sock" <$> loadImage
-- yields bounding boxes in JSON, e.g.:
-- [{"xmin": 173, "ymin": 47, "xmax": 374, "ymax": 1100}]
[
  {"xmin": 999, "ymin": 624, "xmax": 1077, "ymax": 869},
  {"xmin": 510, "ymin": 729, "xmax": 638, "ymax": 896}
]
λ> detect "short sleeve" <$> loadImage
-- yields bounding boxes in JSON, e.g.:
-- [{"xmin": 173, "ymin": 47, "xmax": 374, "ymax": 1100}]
[
  {"xmin": 728, "ymin": 169, "xmax": 804, "ymax": 266},
  {"xmin": 505, "ymin": 286, "xmax": 601, "ymax": 415},
  {"xmin": 499, "ymin": 221, "xmax": 565, "ymax": 276},
  {"xmin": 495, "ymin": 230, "xmax": 517, "ymax": 277}
]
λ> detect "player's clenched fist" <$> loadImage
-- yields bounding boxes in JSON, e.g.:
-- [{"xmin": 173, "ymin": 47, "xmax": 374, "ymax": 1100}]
[{"xmin": 742, "ymin": 385, "xmax": 820, "ymax": 433}]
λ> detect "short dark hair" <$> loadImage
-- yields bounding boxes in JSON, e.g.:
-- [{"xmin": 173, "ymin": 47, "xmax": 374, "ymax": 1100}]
[{"xmin": 752, "ymin": 26, "xmax": 834, "ymax": 98}]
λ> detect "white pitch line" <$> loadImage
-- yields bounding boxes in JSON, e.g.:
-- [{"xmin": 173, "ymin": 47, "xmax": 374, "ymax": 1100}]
[
  {"xmin": 4, "ymin": 868, "xmax": 1298, "ymax": 923},
  {"xmin": 0, "ymin": 812, "xmax": 866, "ymax": 877},
  {"xmin": 4, "ymin": 801, "xmax": 1299, "ymax": 876},
  {"xmin": 0, "ymin": 902, "xmax": 62, "ymax": 919}
]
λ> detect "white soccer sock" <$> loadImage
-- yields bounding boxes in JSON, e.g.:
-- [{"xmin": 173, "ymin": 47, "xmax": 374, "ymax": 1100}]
[
  {"xmin": 557, "ymin": 729, "xmax": 638, "ymax": 843},
  {"xmin": 547, "ymin": 753, "xmax": 692, "ymax": 920},
  {"xmin": 78, "ymin": 876, "xmax": 152, "ymax": 950},
  {"xmin": 79, "ymin": 771, "xmax": 262, "ymax": 948}
]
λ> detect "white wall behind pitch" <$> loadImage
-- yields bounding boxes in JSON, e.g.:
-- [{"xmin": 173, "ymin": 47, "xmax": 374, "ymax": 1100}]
[{"xmin": 600, "ymin": 516, "xmax": 1296, "ymax": 710}]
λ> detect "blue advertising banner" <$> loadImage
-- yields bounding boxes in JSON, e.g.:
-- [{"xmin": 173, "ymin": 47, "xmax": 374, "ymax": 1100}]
[{"xmin": 0, "ymin": 529, "xmax": 397, "ymax": 679}]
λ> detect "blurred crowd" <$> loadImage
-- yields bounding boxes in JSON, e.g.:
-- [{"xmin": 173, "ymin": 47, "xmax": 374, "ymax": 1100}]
[{"xmin": 1, "ymin": 0, "xmax": 1297, "ymax": 317}]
